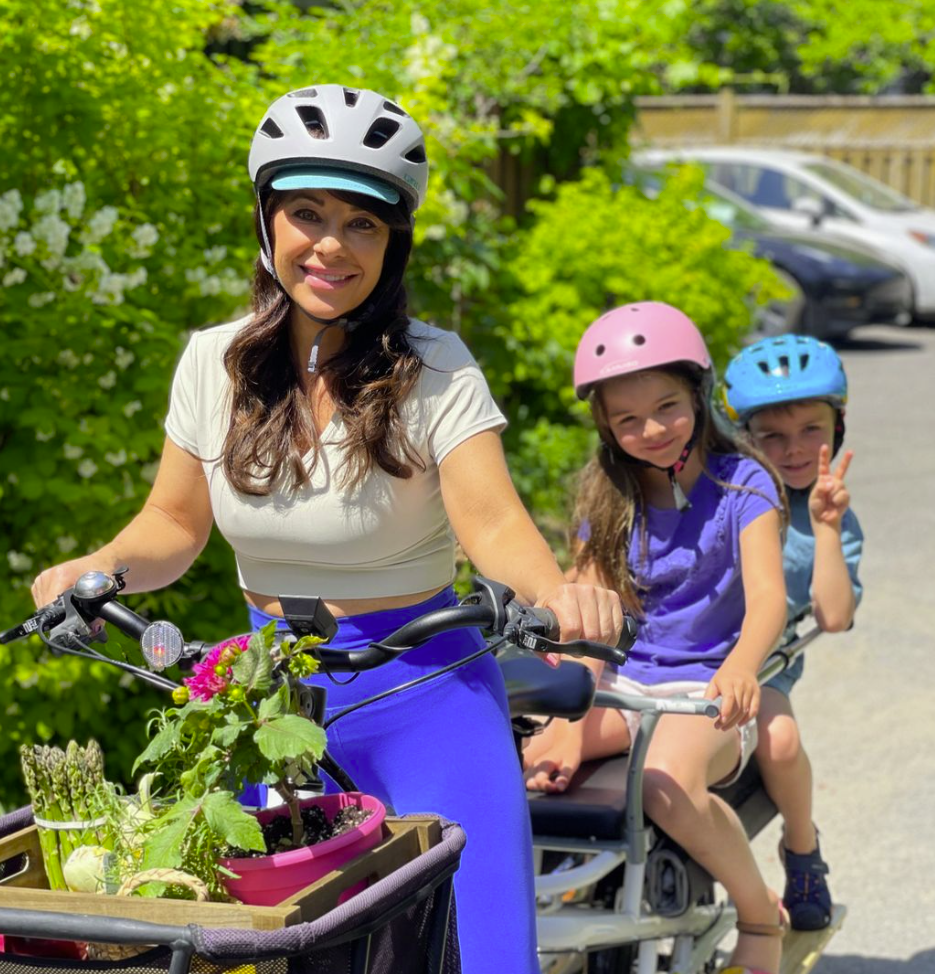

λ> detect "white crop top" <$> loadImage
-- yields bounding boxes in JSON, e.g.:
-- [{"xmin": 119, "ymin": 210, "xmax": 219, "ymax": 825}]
[{"xmin": 164, "ymin": 316, "xmax": 506, "ymax": 599}]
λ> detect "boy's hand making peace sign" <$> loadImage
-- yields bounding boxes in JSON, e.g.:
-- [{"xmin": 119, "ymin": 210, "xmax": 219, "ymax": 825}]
[{"xmin": 808, "ymin": 445, "xmax": 854, "ymax": 531}]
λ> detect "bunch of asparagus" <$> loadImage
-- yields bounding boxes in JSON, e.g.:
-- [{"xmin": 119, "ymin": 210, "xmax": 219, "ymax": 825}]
[{"xmin": 19, "ymin": 740, "xmax": 108, "ymax": 891}]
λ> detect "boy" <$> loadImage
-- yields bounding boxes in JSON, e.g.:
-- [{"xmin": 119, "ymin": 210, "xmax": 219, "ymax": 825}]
[{"xmin": 723, "ymin": 335, "xmax": 863, "ymax": 931}]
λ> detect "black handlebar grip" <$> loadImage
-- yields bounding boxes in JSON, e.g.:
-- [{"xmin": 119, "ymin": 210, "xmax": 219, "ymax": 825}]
[
  {"xmin": 525, "ymin": 606, "xmax": 560, "ymax": 640},
  {"xmin": 96, "ymin": 600, "xmax": 150, "ymax": 640}
]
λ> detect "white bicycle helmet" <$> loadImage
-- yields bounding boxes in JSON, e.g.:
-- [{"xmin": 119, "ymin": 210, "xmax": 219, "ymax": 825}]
[{"xmin": 249, "ymin": 84, "xmax": 429, "ymax": 213}]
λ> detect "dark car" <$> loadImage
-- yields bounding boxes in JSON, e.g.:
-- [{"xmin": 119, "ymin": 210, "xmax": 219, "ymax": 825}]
[{"xmin": 627, "ymin": 168, "xmax": 913, "ymax": 340}]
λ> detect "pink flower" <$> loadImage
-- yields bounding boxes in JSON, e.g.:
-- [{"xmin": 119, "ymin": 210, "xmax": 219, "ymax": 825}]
[{"xmin": 183, "ymin": 634, "xmax": 252, "ymax": 701}]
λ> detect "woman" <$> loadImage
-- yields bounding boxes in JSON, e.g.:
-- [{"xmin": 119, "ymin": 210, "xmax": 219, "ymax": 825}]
[{"xmin": 33, "ymin": 85, "xmax": 623, "ymax": 974}]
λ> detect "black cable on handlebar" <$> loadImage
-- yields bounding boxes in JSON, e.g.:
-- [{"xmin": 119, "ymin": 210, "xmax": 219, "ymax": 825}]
[
  {"xmin": 37, "ymin": 628, "xmax": 180, "ymax": 693},
  {"xmin": 322, "ymin": 636, "xmax": 509, "ymax": 732}
]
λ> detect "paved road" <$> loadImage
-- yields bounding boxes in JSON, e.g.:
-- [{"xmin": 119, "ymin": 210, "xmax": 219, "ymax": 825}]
[{"xmin": 749, "ymin": 324, "xmax": 935, "ymax": 971}]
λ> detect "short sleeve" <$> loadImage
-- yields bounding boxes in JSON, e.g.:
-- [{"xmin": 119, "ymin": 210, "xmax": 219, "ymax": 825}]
[
  {"xmin": 731, "ymin": 457, "xmax": 782, "ymax": 532},
  {"xmin": 164, "ymin": 333, "xmax": 201, "ymax": 455},
  {"xmin": 841, "ymin": 509, "xmax": 864, "ymax": 606},
  {"xmin": 414, "ymin": 328, "xmax": 506, "ymax": 465}
]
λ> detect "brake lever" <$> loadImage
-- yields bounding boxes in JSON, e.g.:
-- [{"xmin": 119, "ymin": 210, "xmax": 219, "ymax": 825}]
[{"xmin": 507, "ymin": 607, "xmax": 638, "ymax": 669}]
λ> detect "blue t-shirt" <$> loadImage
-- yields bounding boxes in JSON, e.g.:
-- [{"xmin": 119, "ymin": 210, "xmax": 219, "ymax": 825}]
[
  {"xmin": 782, "ymin": 487, "xmax": 863, "ymax": 640},
  {"xmin": 611, "ymin": 453, "xmax": 782, "ymax": 684}
]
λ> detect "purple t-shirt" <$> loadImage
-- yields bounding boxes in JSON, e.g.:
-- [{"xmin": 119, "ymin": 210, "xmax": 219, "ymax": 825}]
[{"xmin": 614, "ymin": 453, "xmax": 780, "ymax": 684}]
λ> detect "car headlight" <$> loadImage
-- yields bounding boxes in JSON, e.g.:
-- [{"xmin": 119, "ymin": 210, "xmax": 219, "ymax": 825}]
[{"xmin": 908, "ymin": 229, "xmax": 935, "ymax": 248}]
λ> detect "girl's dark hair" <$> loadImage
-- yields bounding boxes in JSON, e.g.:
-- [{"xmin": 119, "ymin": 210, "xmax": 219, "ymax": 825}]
[
  {"xmin": 572, "ymin": 364, "xmax": 788, "ymax": 614},
  {"xmin": 220, "ymin": 188, "xmax": 425, "ymax": 496}
]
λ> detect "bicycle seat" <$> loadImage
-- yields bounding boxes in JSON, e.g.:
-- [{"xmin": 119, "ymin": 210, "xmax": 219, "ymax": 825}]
[
  {"xmin": 526, "ymin": 754, "xmax": 778, "ymax": 844},
  {"xmin": 499, "ymin": 656, "xmax": 596, "ymax": 721},
  {"xmin": 527, "ymin": 755, "xmax": 630, "ymax": 841}
]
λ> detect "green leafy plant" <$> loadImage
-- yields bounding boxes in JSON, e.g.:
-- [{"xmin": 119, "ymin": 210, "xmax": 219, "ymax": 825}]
[{"xmin": 129, "ymin": 623, "xmax": 327, "ymax": 894}]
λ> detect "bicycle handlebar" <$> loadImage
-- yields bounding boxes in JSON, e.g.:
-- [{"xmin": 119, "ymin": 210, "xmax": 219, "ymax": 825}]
[{"xmin": 0, "ymin": 571, "xmax": 636, "ymax": 684}]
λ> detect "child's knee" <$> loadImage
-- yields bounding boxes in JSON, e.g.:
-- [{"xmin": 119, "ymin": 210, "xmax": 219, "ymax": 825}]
[
  {"xmin": 755, "ymin": 713, "xmax": 803, "ymax": 768},
  {"xmin": 642, "ymin": 763, "xmax": 705, "ymax": 826}
]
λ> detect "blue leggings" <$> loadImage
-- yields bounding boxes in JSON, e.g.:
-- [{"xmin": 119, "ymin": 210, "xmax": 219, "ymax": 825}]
[{"xmin": 242, "ymin": 588, "xmax": 538, "ymax": 974}]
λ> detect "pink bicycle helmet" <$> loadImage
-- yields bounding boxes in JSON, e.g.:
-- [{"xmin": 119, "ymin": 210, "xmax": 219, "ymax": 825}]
[{"xmin": 574, "ymin": 302, "xmax": 712, "ymax": 400}]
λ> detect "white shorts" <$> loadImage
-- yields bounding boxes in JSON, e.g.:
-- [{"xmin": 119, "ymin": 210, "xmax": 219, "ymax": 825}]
[{"xmin": 598, "ymin": 670, "xmax": 758, "ymax": 789}]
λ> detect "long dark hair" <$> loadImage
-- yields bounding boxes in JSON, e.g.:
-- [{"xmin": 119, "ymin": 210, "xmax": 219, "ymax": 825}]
[
  {"xmin": 220, "ymin": 189, "xmax": 425, "ymax": 496},
  {"xmin": 572, "ymin": 364, "xmax": 787, "ymax": 614}
]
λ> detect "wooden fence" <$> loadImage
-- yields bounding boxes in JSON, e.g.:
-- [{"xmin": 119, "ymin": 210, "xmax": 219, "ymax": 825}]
[{"xmin": 632, "ymin": 91, "xmax": 935, "ymax": 206}]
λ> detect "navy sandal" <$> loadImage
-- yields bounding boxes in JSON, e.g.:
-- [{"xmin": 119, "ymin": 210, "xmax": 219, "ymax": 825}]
[{"xmin": 779, "ymin": 832, "xmax": 833, "ymax": 931}]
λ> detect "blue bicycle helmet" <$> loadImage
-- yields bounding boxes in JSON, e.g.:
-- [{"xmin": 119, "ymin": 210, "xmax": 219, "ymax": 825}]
[{"xmin": 722, "ymin": 335, "xmax": 847, "ymax": 451}]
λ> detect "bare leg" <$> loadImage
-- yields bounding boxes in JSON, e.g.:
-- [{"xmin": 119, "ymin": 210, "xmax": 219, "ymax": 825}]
[
  {"xmin": 756, "ymin": 688, "xmax": 817, "ymax": 854},
  {"xmin": 641, "ymin": 715, "xmax": 783, "ymax": 974}
]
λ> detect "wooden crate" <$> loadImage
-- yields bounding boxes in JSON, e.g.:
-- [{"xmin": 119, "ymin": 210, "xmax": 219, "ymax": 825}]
[{"xmin": 0, "ymin": 816, "xmax": 442, "ymax": 932}]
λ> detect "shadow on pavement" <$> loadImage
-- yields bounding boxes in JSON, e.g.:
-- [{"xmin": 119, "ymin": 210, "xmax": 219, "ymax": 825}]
[{"xmin": 817, "ymin": 949, "xmax": 935, "ymax": 973}]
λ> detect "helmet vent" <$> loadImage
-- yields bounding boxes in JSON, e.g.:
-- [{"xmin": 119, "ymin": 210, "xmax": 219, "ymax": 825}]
[
  {"xmin": 343, "ymin": 88, "xmax": 360, "ymax": 107},
  {"xmin": 383, "ymin": 100, "xmax": 408, "ymax": 117},
  {"xmin": 288, "ymin": 87, "xmax": 319, "ymax": 99},
  {"xmin": 756, "ymin": 361, "xmax": 770, "ymax": 374},
  {"xmin": 364, "ymin": 117, "xmax": 400, "ymax": 148},
  {"xmin": 296, "ymin": 106, "xmax": 329, "ymax": 140},
  {"xmin": 777, "ymin": 355, "xmax": 791, "ymax": 376},
  {"xmin": 405, "ymin": 145, "xmax": 427, "ymax": 164},
  {"xmin": 799, "ymin": 353, "xmax": 810, "ymax": 369},
  {"xmin": 633, "ymin": 334, "xmax": 646, "ymax": 346},
  {"xmin": 595, "ymin": 344, "xmax": 606, "ymax": 356},
  {"xmin": 260, "ymin": 118, "xmax": 285, "ymax": 139}
]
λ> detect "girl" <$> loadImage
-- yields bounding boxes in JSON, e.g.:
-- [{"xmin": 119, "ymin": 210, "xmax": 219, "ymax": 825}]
[
  {"xmin": 523, "ymin": 302, "xmax": 790, "ymax": 974},
  {"xmin": 31, "ymin": 85, "xmax": 623, "ymax": 974}
]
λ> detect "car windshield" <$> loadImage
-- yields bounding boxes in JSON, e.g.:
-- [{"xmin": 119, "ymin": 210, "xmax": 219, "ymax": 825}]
[
  {"xmin": 701, "ymin": 186, "xmax": 773, "ymax": 231},
  {"xmin": 804, "ymin": 162, "xmax": 919, "ymax": 213}
]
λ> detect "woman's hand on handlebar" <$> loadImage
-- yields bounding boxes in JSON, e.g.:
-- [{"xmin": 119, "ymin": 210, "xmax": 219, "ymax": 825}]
[
  {"xmin": 535, "ymin": 583, "xmax": 623, "ymax": 660},
  {"xmin": 31, "ymin": 555, "xmax": 112, "ymax": 610}
]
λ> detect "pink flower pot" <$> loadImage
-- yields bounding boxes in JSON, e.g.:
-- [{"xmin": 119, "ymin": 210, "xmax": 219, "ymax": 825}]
[{"xmin": 219, "ymin": 793, "xmax": 386, "ymax": 907}]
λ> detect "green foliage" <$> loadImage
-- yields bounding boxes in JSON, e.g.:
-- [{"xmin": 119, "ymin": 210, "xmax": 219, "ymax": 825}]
[
  {"xmin": 0, "ymin": 0, "xmax": 262, "ymax": 811},
  {"xmin": 685, "ymin": 0, "xmax": 935, "ymax": 94}
]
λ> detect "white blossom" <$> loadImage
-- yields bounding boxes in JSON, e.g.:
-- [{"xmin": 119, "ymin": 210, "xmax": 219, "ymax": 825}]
[
  {"xmin": 68, "ymin": 249, "xmax": 109, "ymax": 274},
  {"xmin": 140, "ymin": 461, "xmax": 159, "ymax": 484},
  {"xmin": 204, "ymin": 245, "xmax": 227, "ymax": 264},
  {"xmin": 92, "ymin": 273, "xmax": 127, "ymax": 305},
  {"xmin": 57, "ymin": 349, "xmax": 80, "ymax": 368},
  {"xmin": 98, "ymin": 370, "xmax": 117, "ymax": 389},
  {"xmin": 0, "ymin": 189, "xmax": 23, "ymax": 231},
  {"xmin": 104, "ymin": 449, "xmax": 127, "ymax": 466},
  {"xmin": 56, "ymin": 535, "xmax": 78, "ymax": 554},
  {"xmin": 2, "ymin": 268, "xmax": 27, "ymax": 286},
  {"xmin": 69, "ymin": 17, "xmax": 92, "ymax": 39},
  {"xmin": 28, "ymin": 292, "xmax": 56, "ymax": 308},
  {"xmin": 63, "ymin": 443, "xmax": 84, "ymax": 460},
  {"xmin": 63, "ymin": 181, "xmax": 86, "ymax": 220},
  {"xmin": 130, "ymin": 222, "xmax": 159, "ymax": 250},
  {"xmin": 51, "ymin": 159, "xmax": 68, "ymax": 175},
  {"xmin": 35, "ymin": 429, "xmax": 55, "ymax": 442},
  {"xmin": 122, "ymin": 399, "xmax": 142, "ymax": 417},
  {"xmin": 34, "ymin": 189, "xmax": 63, "ymax": 215},
  {"xmin": 81, "ymin": 205, "xmax": 119, "ymax": 244},
  {"xmin": 124, "ymin": 267, "xmax": 147, "ymax": 289},
  {"xmin": 13, "ymin": 232, "xmax": 36, "ymax": 256},
  {"xmin": 32, "ymin": 213, "xmax": 71, "ymax": 256},
  {"xmin": 114, "ymin": 347, "xmax": 135, "ymax": 370},
  {"xmin": 77, "ymin": 459, "xmax": 98, "ymax": 478},
  {"xmin": 7, "ymin": 551, "xmax": 33, "ymax": 573},
  {"xmin": 0, "ymin": 388, "xmax": 9, "ymax": 401},
  {"xmin": 206, "ymin": 222, "xmax": 222, "ymax": 235}
]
